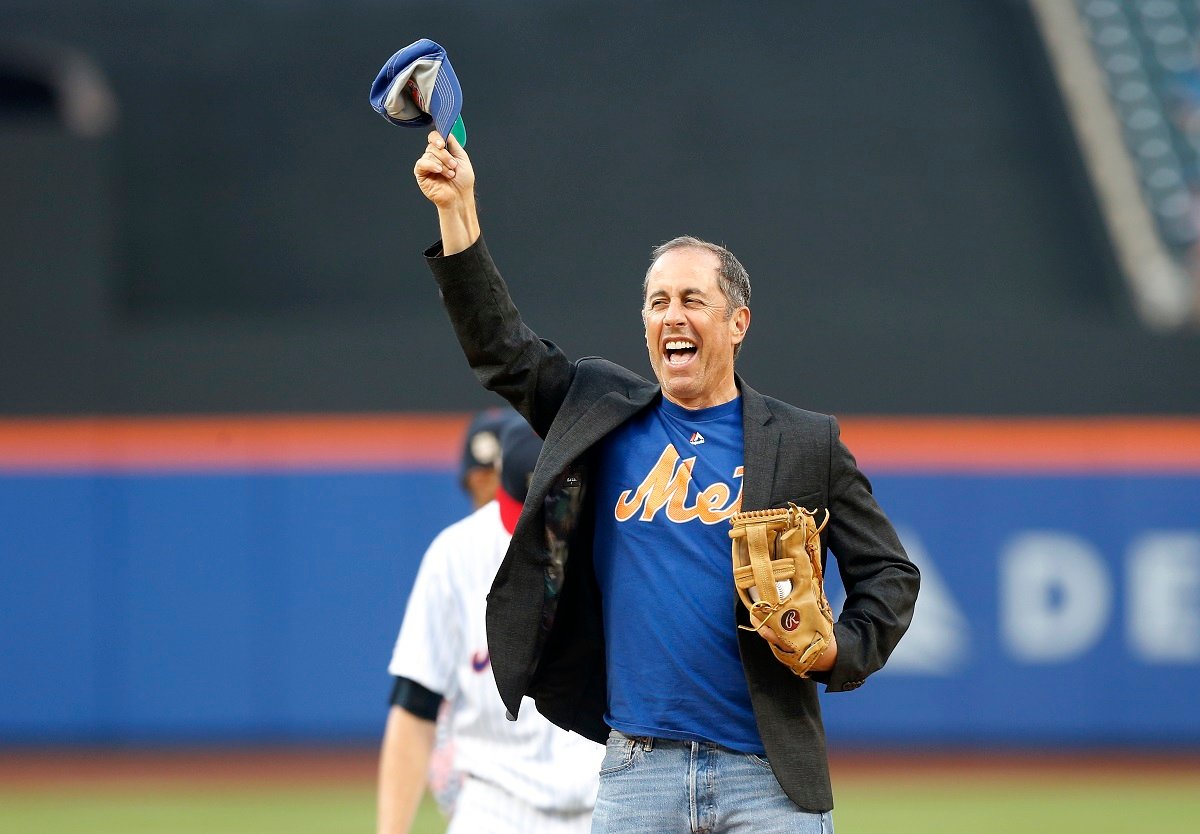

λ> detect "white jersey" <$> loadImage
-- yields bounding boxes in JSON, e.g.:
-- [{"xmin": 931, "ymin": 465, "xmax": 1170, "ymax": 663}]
[{"xmin": 389, "ymin": 501, "xmax": 603, "ymax": 813}]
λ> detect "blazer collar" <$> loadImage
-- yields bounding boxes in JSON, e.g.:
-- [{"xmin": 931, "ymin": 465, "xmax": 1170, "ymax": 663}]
[
  {"xmin": 737, "ymin": 374, "xmax": 773, "ymax": 428},
  {"xmin": 736, "ymin": 375, "xmax": 779, "ymax": 511},
  {"xmin": 535, "ymin": 372, "xmax": 777, "ymax": 509}
]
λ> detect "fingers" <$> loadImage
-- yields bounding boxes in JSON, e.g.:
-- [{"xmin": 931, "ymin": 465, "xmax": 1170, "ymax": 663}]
[
  {"xmin": 414, "ymin": 153, "xmax": 453, "ymax": 177},
  {"xmin": 426, "ymin": 129, "xmax": 470, "ymax": 162},
  {"xmin": 415, "ymin": 137, "xmax": 459, "ymax": 179},
  {"xmin": 755, "ymin": 624, "xmax": 799, "ymax": 655},
  {"xmin": 424, "ymin": 131, "xmax": 457, "ymax": 160},
  {"xmin": 445, "ymin": 132, "xmax": 467, "ymax": 160},
  {"xmin": 758, "ymin": 625, "xmax": 784, "ymax": 648}
]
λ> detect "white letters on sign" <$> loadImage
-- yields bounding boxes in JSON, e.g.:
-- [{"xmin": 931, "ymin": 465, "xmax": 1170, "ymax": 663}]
[
  {"xmin": 1000, "ymin": 532, "xmax": 1112, "ymax": 663},
  {"xmin": 879, "ymin": 528, "xmax": 969, "ymax": 675},
  {"xmin": 833, "ymin": 525, "xmax": 1199, "ymax": 669},
  {"xmin": 1127, "ymin": 532, "xmax": 1200, "ymax": 662}
]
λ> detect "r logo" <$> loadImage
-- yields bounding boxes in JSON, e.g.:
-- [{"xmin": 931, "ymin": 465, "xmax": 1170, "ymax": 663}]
[{"xmin": 780, "ymin": 609, "xmax": 799, "ymax": 632}]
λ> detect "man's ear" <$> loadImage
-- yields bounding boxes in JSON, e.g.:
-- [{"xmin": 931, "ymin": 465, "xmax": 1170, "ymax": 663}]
[{"xmin": 730, "ymin": 306, "xmax": 750, "ymax": 345}]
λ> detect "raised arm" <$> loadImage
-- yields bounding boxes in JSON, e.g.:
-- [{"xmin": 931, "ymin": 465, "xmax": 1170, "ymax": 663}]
[
  {"xmin": 413, "ymin": 132, "xmax": 575, "ymax": 435},
  {"xmin": 414, "ymin": 130, "xmax": 479, "ymax": 255}
]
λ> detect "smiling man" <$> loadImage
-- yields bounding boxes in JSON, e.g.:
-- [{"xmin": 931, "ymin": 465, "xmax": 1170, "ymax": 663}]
[{"xmin": 412, "ymin": 132, "xmax": 919, "ymax": 833}]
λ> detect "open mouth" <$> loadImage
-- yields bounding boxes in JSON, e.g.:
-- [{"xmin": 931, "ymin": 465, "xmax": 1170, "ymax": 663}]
[{"xmin": 664, "ymin": 338, "xmax": 697, "ymax": 366}]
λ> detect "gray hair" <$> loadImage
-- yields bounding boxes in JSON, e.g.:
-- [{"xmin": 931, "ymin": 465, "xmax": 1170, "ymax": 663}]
[{"xmin": 643, "ymin": 236, "xmax": 752, "ymax": 317}]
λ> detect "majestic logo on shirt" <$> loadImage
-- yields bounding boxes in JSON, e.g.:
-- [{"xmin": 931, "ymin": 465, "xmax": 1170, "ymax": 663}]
[
  {"xmin": 470, "ymin": 651, "xmax": 490, "ymax": 672},
  {"xmin": 689, "ymin": 431, "xmax": 705, "ymax": 445},
  {"xmin": 614, "ymin": 445, "xmax": 742, "ymax": 525}
]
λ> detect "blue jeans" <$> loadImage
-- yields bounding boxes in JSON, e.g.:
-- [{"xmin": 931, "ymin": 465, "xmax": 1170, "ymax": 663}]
[{"xmin": 591, "ymin": 730, "xmax": 834, "ymax": 833}]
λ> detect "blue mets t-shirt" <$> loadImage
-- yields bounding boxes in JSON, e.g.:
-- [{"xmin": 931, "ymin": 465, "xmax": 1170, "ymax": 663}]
[{"xmin": 592, "ymin": 396, "xmax": 763, "ymax": 753}]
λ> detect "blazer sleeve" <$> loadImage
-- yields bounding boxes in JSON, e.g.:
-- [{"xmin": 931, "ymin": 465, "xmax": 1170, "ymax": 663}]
[
  {"xmin": 818, "ymin": 415, "xmax": 921, "ymax": 692},
  {"xmin": 425, "ymin": 236, "xmax": 573, "ymax": 438}
]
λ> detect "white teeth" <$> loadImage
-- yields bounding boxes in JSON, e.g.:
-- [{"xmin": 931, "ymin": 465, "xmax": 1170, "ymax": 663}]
[{"xmin": 664, "ymin": 339, "xmax": 695, "ymax": 366}]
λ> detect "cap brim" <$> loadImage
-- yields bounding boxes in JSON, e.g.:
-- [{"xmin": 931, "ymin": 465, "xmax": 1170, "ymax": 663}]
[{"xmin": 449, "ymin": 115, "xmax": 467, "ymax": 147}]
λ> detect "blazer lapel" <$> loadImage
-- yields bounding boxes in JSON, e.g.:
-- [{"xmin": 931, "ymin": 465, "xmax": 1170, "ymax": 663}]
[
  {"xmin": 739, "ymin": 377, "xmax": 778, "ymax": 512},
  {"xmin": 536, "ymin": 384, "xmax": 659, "ymax": 490}
]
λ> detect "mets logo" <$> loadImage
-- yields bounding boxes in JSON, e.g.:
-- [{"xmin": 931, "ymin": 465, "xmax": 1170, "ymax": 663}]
[
  {"xmin": 470, "ymin": 651, "xmax": 490, "ymax": 672},
  {"xmin": 780, "ymin": 609, "xmax": 800, "ymax": 632},
  {"xmin": 614, "ymin": 445, "xmax": 742, "ymax": 525}
]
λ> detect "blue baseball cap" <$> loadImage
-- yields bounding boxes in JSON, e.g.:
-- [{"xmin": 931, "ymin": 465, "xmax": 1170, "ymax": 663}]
[
  {"xmin": 459, "ymin": 407, "xmax": 520, "ymax": 486},
  {"xmin": 369, "ymin": 38, "xmax": 467, "ymax": 147}
]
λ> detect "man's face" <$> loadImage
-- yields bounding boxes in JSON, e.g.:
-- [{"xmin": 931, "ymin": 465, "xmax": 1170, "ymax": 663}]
[{"xmin": 643, "ymin": 248, "xmax": 749, "ymax": 410}]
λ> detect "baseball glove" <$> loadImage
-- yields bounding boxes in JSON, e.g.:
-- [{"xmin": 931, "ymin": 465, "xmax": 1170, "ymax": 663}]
[{"xmin": 729, "ymin": 504, "xmax": 833, "ymax": 677}]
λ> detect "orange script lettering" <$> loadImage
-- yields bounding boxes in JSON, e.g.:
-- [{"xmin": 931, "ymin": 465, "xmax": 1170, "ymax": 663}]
[{"xmin": 614, "ymin": 445, "xmax": 743, "ymax": 525}]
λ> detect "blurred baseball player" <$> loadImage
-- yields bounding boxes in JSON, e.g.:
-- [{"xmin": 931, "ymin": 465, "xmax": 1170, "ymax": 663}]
[
  {"xmin": 426, "ymin": 406, "xmax": 518, "ymax": 817},
  {"xmin": 376, "ymin": 415, "xmax": 603, "ymax": 834}
]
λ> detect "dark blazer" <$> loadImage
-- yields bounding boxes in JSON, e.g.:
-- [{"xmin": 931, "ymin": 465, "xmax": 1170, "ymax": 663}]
[{"xmin": 427, "ymin": 236, "xmax": 920, "ymax": 812}]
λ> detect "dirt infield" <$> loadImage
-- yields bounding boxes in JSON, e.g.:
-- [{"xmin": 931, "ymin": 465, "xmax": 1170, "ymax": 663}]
[
  {"xmin": 2, "ymin": 747, "xmax": 1198, "ymax": 791},
  {"xmin": 0, "ymin": 748, "xmax": 379, "ymax": 791},
  {"xmin": 830, "ymin": 749, "xmax": 1200, "ymax": 785}
]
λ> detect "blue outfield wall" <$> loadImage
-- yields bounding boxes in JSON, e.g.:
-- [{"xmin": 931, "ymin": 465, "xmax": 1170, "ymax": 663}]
[
  {"xmin": 0, "ymin": 469, "xmax": 472, "ymax": 743},
  {"xmin": 1, "ymin": 467, "xmax": 1198, "ymax": 746},
  {"xmin": 822, "ymin": 474, "xmax": 1200, "ymax": 747}
]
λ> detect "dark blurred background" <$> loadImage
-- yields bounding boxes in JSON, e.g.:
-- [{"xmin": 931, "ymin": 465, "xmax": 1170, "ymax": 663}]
[{"xmin": 4, "ymin": 0, "xmax": 1197, "ymax": 417}]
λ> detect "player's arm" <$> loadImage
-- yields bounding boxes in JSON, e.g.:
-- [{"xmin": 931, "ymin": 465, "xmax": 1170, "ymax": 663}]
[
  {"xmin": 380, "ymin": 534, "xmax": 454, "ymax": 834},
  {"xmin": 413, "ymin": 132, "xmax": 574, "ymax": 436},
  {"xmin": 376, "ymin": 677, "xmax": 442, "ymax": 834},
  {"xmin": 414, "ymin": 131, "xmax": 478, "ymax": 255}
]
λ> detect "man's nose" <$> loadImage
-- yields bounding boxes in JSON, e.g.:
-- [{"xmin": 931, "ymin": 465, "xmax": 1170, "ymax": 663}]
[{"xmin": 664, "ymin": 298, "xmax": 686, "ymax": 324}]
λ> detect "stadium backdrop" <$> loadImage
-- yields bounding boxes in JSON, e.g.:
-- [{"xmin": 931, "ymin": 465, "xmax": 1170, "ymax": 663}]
[{"xmin": 1, "ymin": 415, "xmax": 1197, "ymax": 747}]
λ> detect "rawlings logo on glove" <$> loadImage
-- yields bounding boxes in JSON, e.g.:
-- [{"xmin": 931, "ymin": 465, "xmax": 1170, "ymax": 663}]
[{"xmin": 729, "ymin": 504, "xmax": 833, "ymax": 677}]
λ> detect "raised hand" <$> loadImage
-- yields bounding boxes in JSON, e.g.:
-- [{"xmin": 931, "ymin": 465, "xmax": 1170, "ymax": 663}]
[
  {"xmin": 414, "ymin": 131, "xmax": 475, "ymax": 210},
  {"xmin": 414, "ymin": 130, "xmax": 479, "ymax": 254}
]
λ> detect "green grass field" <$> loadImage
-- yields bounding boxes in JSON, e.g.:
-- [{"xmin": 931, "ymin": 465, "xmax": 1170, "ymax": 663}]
[
  {"xmin": 833, "ymin": 780, "xmax": 1200, "ymax": 834},
  {"xmin": 3, "ymin": 775, "xmax": 1198, "ymax": 834}
]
